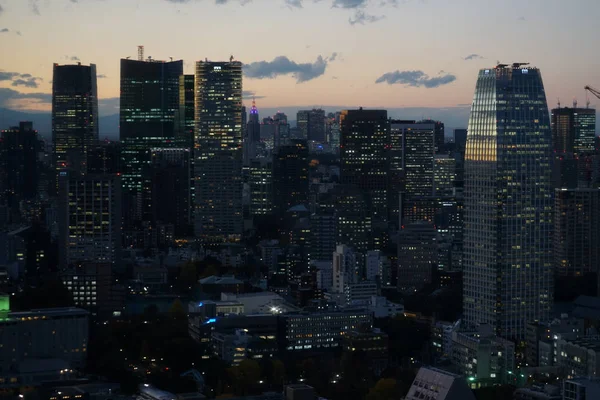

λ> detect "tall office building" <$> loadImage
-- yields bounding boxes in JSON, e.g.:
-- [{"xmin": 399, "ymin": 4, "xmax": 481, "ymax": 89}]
[
  {"xmin": 119, "ymin": 56, "xmax": 183, "ymax": 227},
  {"xmin": 552, "ymin": 107, "xmax": 596, "ymax": 154},
  {"xmin": 248, "ymin": 158, "xmax": 273, "ymax": 218},
  {"xmin": 340, "ymin": 109, "xmax": 389, "ymax": 223},
  {"xmin": 463, "ymin": 64, "xmax": 553, "ymax": 339},
  {"xmin": 388, "ymin": 121, "xmax": 435, "ymax": 227},
  {"xmin": 195, "ymin": 60, "xmax": 243, "ymax": 241},
  {"xmin": 58, "ymin": 173, "xmax": 121, "ymax": 269},
  {"xmin": 87, "ymin": 141, "xmax": 120, "ymax": 174},
  {"xmin": 419, "ymin": 119, "xmax": 445, "ymax": 154},
  {"xmin": 0, "ymin": 122, "xmax": 40, "ymax": 209},
  {"xmin": 52, "ymin": 63, "xmax": 99, "ymax": 175},
  {"xmin": 150, "ymin": 148, "xmax": 192, "ymax": 237},
  {"xmin": 244, "ymin": 99, "xmax": 261, "ymax": 165},
  {"xmin": 297, "ymin": 109, "xmax": 326, "ymax": 142},
  {"xmin": 177, "ymin": 74, "xmax": 195, "ymax": 149},
  {"xmin": 554, "ymin": 188, "xmax": 600, "ymax": 277},
  {"xmin": 397, "ymin": 222, "xmax": 437, "ymax": 294},
  {"xmin": 272, "ymin": 140, "xmax": 309, "ymax": 218},
  {"xmin": 434, "ymin": 155, "xmax": 456, "ymax": 197}
]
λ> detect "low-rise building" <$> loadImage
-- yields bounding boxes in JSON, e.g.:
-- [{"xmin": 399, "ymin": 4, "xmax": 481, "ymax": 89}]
[
  {"xmin": 432, "ymin": 320, "xmax": 461, "ymax": 361},
  {"xmin": 451, "ymin": 325, "xmax": 515, "ymax": 387},
  {"xmin": 563, "ymin": 377, "xmax": 600, "ymax": 400},
  {"xmin": 512, "ymin": 384, "xmax": 561, "ymax": 400},
  {"xmin": 557, "ymin": 336, "xmax": 600, "ymax": 378},
  {"xmin": 342, "ymin": 328, "xmax": 389, "ymax": 376}
]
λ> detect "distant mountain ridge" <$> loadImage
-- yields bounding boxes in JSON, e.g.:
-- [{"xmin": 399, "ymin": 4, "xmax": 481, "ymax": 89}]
[
  {"xmin": 0, "ymin": 108, "xmax": 119, "ymax": 140},
  {"xmin": 2, "ymin": 106, "xmax": 598, "ymax": 141}
]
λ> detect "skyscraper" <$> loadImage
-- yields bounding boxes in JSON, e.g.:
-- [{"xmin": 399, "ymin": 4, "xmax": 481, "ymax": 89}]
[
  {"xmin": 0, "ymin": 122, "xmax": 40, "ymax": 209},
  {"xmin": 272, "ymin": 140, "xmax": 309, "ymax": 218},
  {"xmin": 58, "ymin": 173, "xmax": 121, "ymax": 268},
  {"xmin": 52, "ymin": 63, "xmax": 99, "ymax": 175},
  {"xmin": 463, "ymin": 64, "xmax": 553, "ymax": 339},
  {"xmin": 340, "ymin": 109, "xmax": 389, "ymax": 223},
  {"xmin": 554, "ymin": 188, "xmax": 600, "ymax": 277},
  {"xmin": 195, "ymin": 60, "xmax": 243, "ymax": 241},
  {"xmin": 551, "ymin": 107, "xmax": 596, "ymax": 154},
  {"xmin": 297, "ymin": 109, "xmax": 326, "ymax": 142},
  {"xmin": 119, "ymin": 56, "xmax": 183, "ymax": 228},
  {"xmin": 244, "ymin": 99, "xmax": 261, "ymax": 165},
  {"xmin": 177, "ymin": 74, "xmax": 195, "ymax": 149}
]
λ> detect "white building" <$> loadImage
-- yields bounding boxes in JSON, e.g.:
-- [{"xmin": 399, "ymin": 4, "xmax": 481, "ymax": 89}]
[
  {"xmin": 405, "ymin": 367, "xmax": 476, "ymax": 400},
  {"xmin": 313, "ymin": 260, "xmax": 333, "ymax": 291},
  {"xmin": 332, "ymin": 244, "xmax": 356, "ymax": 294}
]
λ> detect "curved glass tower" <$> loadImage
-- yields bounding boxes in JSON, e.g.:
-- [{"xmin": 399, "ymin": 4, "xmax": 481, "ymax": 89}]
[{"xmin": 463, "ymin": 64, "xmax": 553, "ymax": 340}]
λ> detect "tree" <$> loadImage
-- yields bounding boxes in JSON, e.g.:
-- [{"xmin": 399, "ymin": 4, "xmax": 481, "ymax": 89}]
[
  {"xmin": 366, "ymin": 378, "xmax": 399, "ymax": 400},
  {"xmin": 177, "ymin": 262, "xmax": 198, "ymax": 292},
  {"xmin": 168, "ymin": 298, "xmax": 186, "ymax": 319},
  {"xmin": 229, "ymin": 359, "xmax": 261, "ymax": 395},
  {"xmin": 270, "ymin": 359, "xmax": 285, "ymax": 386}
]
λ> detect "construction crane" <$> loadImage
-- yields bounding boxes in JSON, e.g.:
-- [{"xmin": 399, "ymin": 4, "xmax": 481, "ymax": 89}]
[{"xmin": 585, "ymin": 85, "xmax": 600, "ymax": 100}]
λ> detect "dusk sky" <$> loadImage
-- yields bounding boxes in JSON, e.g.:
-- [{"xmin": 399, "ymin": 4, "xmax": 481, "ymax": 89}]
[{"xmin": 1, "ymin": 0, "xmax": 599, "ymax": 117}]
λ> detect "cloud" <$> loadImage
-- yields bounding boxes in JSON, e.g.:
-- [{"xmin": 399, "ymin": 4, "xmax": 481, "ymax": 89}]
[
  {"xmin": 0, "ymin": 87, "xmax": 52, "ymax": 109},
  {"xmin": 0, "ymin": 70, "xmax": 42, "ymax": 88},
  {"xmin": 284, "ymin": 0, "xmax": 303, "ymax": 7},
  {"xmin": 464, "ymin": 54, "xmax": 483, "ymax": 61},
  {"xmin": 349, "ymin": 9, "xmax": 384, "ymax": 24},
  {"xmin": 242, "ymin": 90, "xmax": 266, "ymax": 100},
  {"xmin": 97, "ymin": 74, "xmax": 108, "ymax": 79},
  {"xmin": 0, "ymin": 28, "xmax": 9, "ymax": 33},
  {"xmin": 12, "ymin": 78, "xmax": 40, "ymax": 88},
  {"xmin": 333, "ymin": 0, "xmax": 368, "ymax": 8},
  {"xmin": 375, "ymin": 70, "xmax": 457, "ymax": 88},
  {"xmin": 0, "ymin": 5, "xmax": 3, "ymax": 15},
  {"xmin": 517, "ymin": 16, "xmax": 525, "ymax": 21},
  {"xmin": 30, "ymin": 0, "xmax": 40, "ymax": 15},
  {"xmin": 244, "ymin": 55, "xmax": 330, "ymax": 83},
  {"xmin": 71, "ymin": 56, "xmax": 81, "ymax": 61}
]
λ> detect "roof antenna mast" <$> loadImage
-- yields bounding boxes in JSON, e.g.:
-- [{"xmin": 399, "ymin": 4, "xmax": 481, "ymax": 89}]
[{"xmin": 138, "ymin": 45, "xmax": 144, "ymax": 61}]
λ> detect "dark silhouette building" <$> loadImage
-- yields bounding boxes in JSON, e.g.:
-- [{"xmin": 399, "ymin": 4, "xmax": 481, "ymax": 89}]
[
  {"xmin": 119, "ymin": 57, "xmax": 183, "ymax": 231},
  {"xmin": 272, "ymin": 139, "xmax": 309, "ymax": 219},
  {"xmin": 552, "ymin": 107, "xmax": 596, "ymax": 154},
  {"xmin": 52, "ymin": 63, "xmax": 98, "ymax": 175},
  {"xmin": 297, "ymin": 109, "xmax": 326, "ymax": 142},
  {"xmin": 0, "ymin": 122, "xmax": 40, "ymax": 209},
  {"xmin": 177, "ymin": 74, "xmax": 195, "ymax": 149}
]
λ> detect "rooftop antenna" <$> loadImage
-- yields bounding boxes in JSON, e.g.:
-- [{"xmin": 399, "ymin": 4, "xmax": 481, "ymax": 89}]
[
  {"xmin": 573, "ymin": 98, "xmax": 578, "ymax": 108},
  {"xmin": 557, "ymin": 98, "xmax": 561, "ymax": 108},
  {"xmin": 138, "ymin": 45, "xmax": 144, "ymax": 61},
  {"xmin": 170, "ymin": 57, "xmax": 173, "ymax": 62},
  {"xmin": 230, "ymin": 55, "xmax": 234, "ymax": 62}
]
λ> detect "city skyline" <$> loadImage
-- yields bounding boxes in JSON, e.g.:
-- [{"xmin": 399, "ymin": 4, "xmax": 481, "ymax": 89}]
[{"xmin": 0, "ymin": 0, "xmax": 599, "ymax": 119}]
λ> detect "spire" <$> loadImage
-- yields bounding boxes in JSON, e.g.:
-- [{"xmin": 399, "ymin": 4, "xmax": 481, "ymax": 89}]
[{"xmin": 250, "ymin": 97, "xmax": 259, "ymax": 115}]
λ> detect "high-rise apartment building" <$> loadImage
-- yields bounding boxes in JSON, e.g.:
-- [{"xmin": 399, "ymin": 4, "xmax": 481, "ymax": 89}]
[
  {"xmin": 340, "ymin": 109, "xmax": 389, "ymax": 224},
  {"xmin": 297, "ymin": 109, "xmax": 326, "ymax": 142},
  {"xmin": 194, "ymin": 60, "xmax": 243, "ymax": 241},
  {"xmin": 554, "ymin": 188, "xmax": 600, "ymax": 277},
  {"xmin": 58, "ymin": 173, "xmax": 121, "ymax": 268},
  {"xmin": 272, "ymin": 140, "xmax": 309, "ymax": 218},
  {"xmin": 0, "ymin": 122, "xmax": 40, "ymax": 208},
  {"xmin": 552, "ymin": 107, "xmax": 596, "ymax": 154},
  {"xmin": 463, "ymin": 64, "xmax": 553, "ymax": 340},
  {"xmin": 119, "ymin": 57, "xmax": 183, "ymax": 226},
  {"xmin": 52, "ymin": 63, "xmax": 99, "ymax": 175}
]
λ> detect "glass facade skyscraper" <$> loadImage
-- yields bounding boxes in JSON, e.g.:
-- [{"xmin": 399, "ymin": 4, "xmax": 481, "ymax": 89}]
[
  {"xmin": 52, "ymin": 63, "xmax": 98, "ymax": 175},
  {"xmin": 194, "ymin": 60, "xmax": 243, "ymax": 241},
  {"xmin": 551, "ymin": 107, "xmax": 596, "ymax": 154},
  {"xmin": 463, "ymin": 65, "xmax": 553, "ymax": 340},
  {"xmin": 119, "ymin": 58, "xmax": 183, "ymax": 227}
]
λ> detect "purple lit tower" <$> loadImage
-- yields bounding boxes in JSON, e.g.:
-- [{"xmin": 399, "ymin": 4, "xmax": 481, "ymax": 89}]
[{"xmin": 244, "ymin": 98, "xmax": 261, "ymax": 165}]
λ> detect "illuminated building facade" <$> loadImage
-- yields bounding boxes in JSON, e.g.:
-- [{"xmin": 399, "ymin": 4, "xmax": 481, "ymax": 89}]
[
  {"xmin": 551, "ymin": 107, "xmax": 596, "ymax": 154},
  {"xmin": 119, "ymin": 58, "xmax": 183, "ymax": 228},
  {"xmin": 58, "ymin": 173, "xmax": 121, "ymax": 269},
  {"xmin": 52, "ymin": 63, "xmax": 98, "ymax": 175},
  {"xmin": 554, "ymin": 188, "xmax": 600, "ymax": 277},
  {"xmin": 194, "ymin": 60, "xmax": 243, "ymax": 241},
  {"xmin": 463, "ymin": 65, "xmax": 553, "ymax": 340},
  {"xmin": 340, "ymin": 109, "xmax": 389, "ymax": 225}
]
